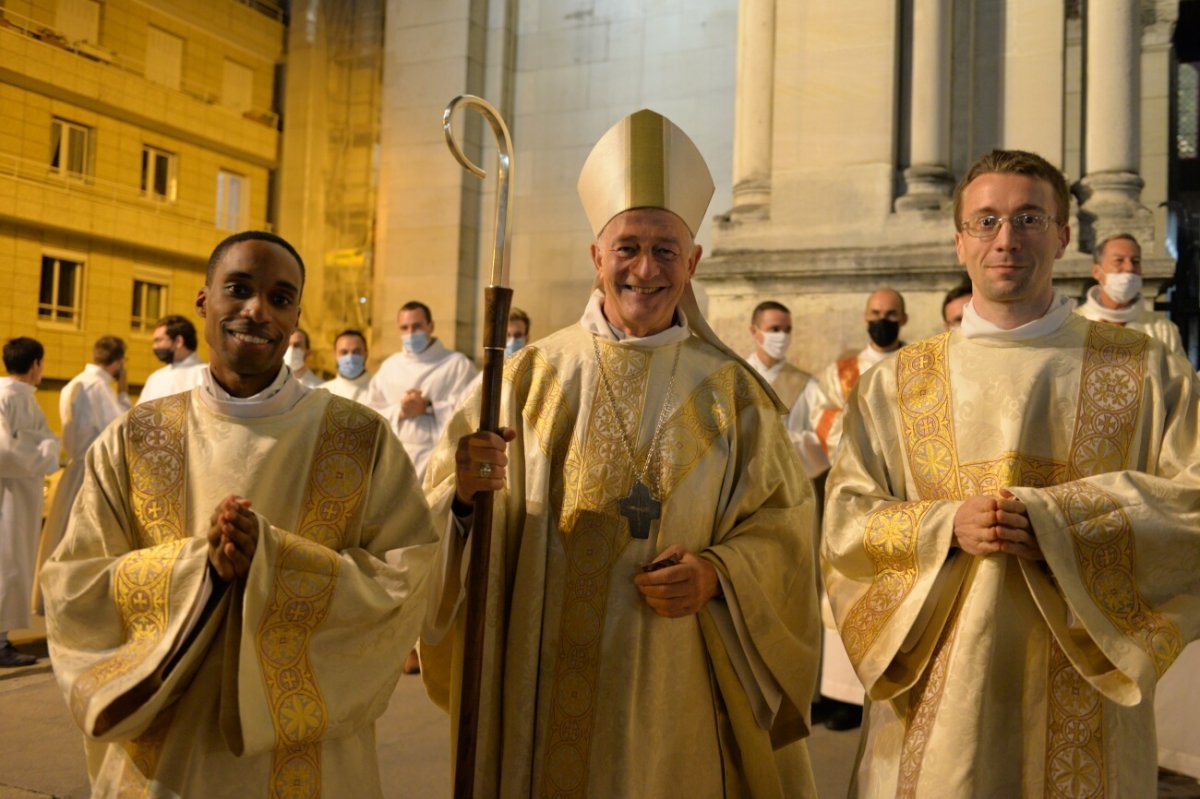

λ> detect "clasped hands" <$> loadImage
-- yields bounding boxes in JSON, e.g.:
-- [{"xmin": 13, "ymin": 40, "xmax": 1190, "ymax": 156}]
[
  {"xmin": 207, "ymin": 494, "xmax": 258, "ymax": 581},
  {"xmin": 952, "ymin": 488, "xmax": 1043, "ymax": 561},
  {"xmin": 454, "ymin": 431, "xmax": 720, "ymax": 617}
]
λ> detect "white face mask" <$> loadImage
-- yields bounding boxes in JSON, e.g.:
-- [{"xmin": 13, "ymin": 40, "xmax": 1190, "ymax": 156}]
[
  {"xmin": 1103, "ymin": 272, "xmax": 1142, "ymax": 306},
  {"xmin": 759, "ymin": 331, "xmax": 791, "ymax": 361},
  {"xmin": 402, "ymin": 331, "xmax": 429, "ymax": 354},
  {"xmin": 283, "ymin": 346, "xmax": 306, "ymax": 371}
]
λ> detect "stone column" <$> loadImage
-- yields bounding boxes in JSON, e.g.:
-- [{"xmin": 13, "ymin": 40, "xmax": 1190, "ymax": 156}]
[
  {"xmin": 896, "ymin": 0, "xmax": 953, "ymax": 211},
  {"xmin": 1079, "ymin": 0, "xmax": 1149, "ymax": 236},
  {"xmin": 730, "ymin": 0, "xmax": 775, "ymax": 214}
]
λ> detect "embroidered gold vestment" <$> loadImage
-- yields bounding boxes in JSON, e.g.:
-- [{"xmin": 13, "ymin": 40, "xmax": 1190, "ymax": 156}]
[
  {"xmin": 421, "ymin": 323, "xmax": 822, "ymax": 798},
  {"xmin": 823, "ymin": 315, "xmax": 1200, "ymax": 797},
  {"xmin": 42, "ymin": 390, "xmax": 438, "ymax": 798}
]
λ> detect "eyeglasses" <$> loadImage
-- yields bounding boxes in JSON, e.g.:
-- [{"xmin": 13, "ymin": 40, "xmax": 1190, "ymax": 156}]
[{"xmin": 959, "ymin": 213, "xmax": 1055, "ymax": 239}]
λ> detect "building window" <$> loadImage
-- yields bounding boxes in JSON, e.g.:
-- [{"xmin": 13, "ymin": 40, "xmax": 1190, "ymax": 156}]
[
  {"xmin": 56, "ymin": 0, "xmax": 100, "ymax": 44},
  {"xmin": 131, "ymin": 278, "xmax": 168, "ymax": 331},
  {"xmin": 50, "ymin": 118, "xmax": 92, "ymax": 178},
  {"xmin": 39, "ymin": 253, "xmax": 85, "ymax": 325},
  {"xmin": 141, "ymin": 146, "xmax": 177, "ymax": 201},
  {"xmin": 216, "ymin": 170, "xmax": 248, "ymax": 230},
  {"xmin": 222, "ymin": 59, "xmax": 254, "ymax": 113},
  {"xmin": 145, "ymin": 26, "xmax": 183, "ymax": 91}
]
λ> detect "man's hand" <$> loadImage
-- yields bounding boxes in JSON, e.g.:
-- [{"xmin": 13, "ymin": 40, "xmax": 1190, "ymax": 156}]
[
  {"xmin": 454, "ymin": 429, "xmax": 517, "ymax": 506},
  {"xmin": 207, "ymin": 495, "xmax": 258, "ymax": 581},
  {"xmin": 400, "ymin": 389, "xmax": 428, "ymax": 419},
  {"xmin": 953, "ymin": 489, "xmax": 1042, "ymax": 561},
  {"xmin": 633, "ymin": 544, "xmax": 721, "ymax": 618}
]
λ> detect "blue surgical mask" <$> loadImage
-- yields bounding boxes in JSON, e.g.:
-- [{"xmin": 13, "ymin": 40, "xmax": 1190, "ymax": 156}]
[
  {"xmin": 337, "ymin": 353, "xmax": 365, "ymax": 379},
  {"xmin": 402, "ymin": 331, "xmax": 429, "ymax": 354},
  {"xmin": 504, "ymin": 336, "xmax": 525, "ymax": 357}
]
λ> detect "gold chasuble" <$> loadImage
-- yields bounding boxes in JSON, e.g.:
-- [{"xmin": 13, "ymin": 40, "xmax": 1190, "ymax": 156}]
[
  {"xmin": 422, "ymin": 319, "xmax": 822, "ymax": 798},
  {"xmin": 42, "ymin": 388, "xmax": 438, "ymax": 798},
  {"xmin": 824, "ymin": 314, "xmax": 1200, "ymax": 798}
]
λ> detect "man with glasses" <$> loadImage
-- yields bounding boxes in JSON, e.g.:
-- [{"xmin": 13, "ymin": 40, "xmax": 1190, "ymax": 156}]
[
  {"xmin": 823, "ymin": 149, "xmax": 1200, "ymax": 796},
  {"xmin": 1075, "ymin": 233, "xmax": 1183, "ymax": 352}
]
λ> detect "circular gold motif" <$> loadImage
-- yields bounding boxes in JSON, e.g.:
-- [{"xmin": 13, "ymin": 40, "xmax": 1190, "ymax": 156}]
[
  {"xmin": 274, "ymin": 753, "xmax": 319, "ymax": 799},
  {"xmin": 569, "ymin": 528, "xmax": 610, "ymax": 576},
  {"xmin": 1059, "ymin": 717, "xmax": 1092, "ymax": 746},
  {"xmin": 900, "ymin": 373, "xmax": 945, "ymax": 416},
  {"xmin": 563, "ymin": 602, "xmax": 602, "ymax": 645},
  {"xmin": 282, "ymin": 600, "xmax": 314, "ymax": 624},
  {"xmin": 1051, "ymin": 667, "xmax": 1100, "ymax": 718},
  {"xmin": 1090, "ymin": 412, "xmax": 1122, "ymax": 438},
  {"xmin": 277, "ymin": 667, "xmax": 304, "ymax": 692},
  {"xmin": 121, "ymin": 554, "xmax": 166, "ymax": 586},
  {"xmin": 555, "ymin": 670, "xmax": 592, "ymax": 717},
  {"xmin": 314, "ymin": 453, "xmax": 363, "ymax": 499},
  {"xmin": 545, "ymin": 743, "xmax": 586, "ymax": 792},
  {"xmin": 1097, "ymin": 343, "xmax": 1132, "ymax": 366},
  {"xmin": 1048, "ymin": 746, "xmax": 1103, "ymax": 798},
  {"xmin": 1090, "ymin": 544, "xmax": 1123, "ymax": 569},
  {"xmin": 279, "ymin": 543, "xmax": 338, "ymax": 598},
  {"xmin": 128, "ymin": 588, "xmax": 154, "ymax": 614},
  {"xmin": 660, "ymin": 426, "xmax": 698, "ymax": 469},
  {"xmin": 130, "ymin": 450, "xmax": 184, "ymax": 495},
  {"xmin": 279, "ymin": 693, "xmax": 325, "ymax": 741},
  {"xmin": 1090, "ymin": 568, "xmax": 1137, "ymax": 616},
  {"xmin": 911, "ymin": 439, "xmax": 953, "ymax": 485},
  {"xmin": 1083, "ymin": 367, "xmax": 1136, "ymax": 412},
  {"xmin": 260, "ymin": 624, "xmax": 306, "ymax": 665}
]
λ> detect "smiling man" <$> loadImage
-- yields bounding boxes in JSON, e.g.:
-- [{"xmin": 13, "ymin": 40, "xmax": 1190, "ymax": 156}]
[
  {"xmin": 42, "ymin": 231, "xmax": 438, "ymax": 797},
  {"xmin": 822, "ymin": 150, "xmax": 1200, "ymax": 796},
  {"xmin": 420, "ymin": 110, "xmax": 821, "ymax": 796}
]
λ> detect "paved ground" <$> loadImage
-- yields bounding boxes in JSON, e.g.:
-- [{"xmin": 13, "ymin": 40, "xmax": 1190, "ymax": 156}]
[{"xmin": 1, "ymin": 630, "xmax": 1196, "ymax": 798}]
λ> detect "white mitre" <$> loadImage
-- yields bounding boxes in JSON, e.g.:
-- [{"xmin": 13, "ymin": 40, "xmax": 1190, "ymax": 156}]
[
  {"xmin": 577, "ymin": 108, "xmax": 715, "ymax": 237},
  {"xmin": 575, "ymin": 109, "xmax": 784, "ymax": 412}
]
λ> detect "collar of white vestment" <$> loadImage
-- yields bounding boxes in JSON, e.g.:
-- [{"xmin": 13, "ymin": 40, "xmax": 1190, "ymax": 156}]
[
  {"xmin": 746, "ymin": 351, "xmax": 783, "ymax": 382},
  {"xmin": 197, "ymin": 364, "xmax": 310, "ymax": 418},
  {"xmin": 82, "ymin": 362, "xmax": 111, "ymax": 381},
  {"xmin": 1082, "ymin": 285, "xmax": 1143, "ymax": 325},
  {"xmin": 0, "ymin": 376, "xmax": 34, "ymax": 395},
  {"xmin": 959, "ymin": 291, "xmax": 1075, "ymax": 341},
  {"xmin": 170, "ymin": 352, "xmax": 202, "ymax": 370},
  {"xmin": 580, "ymin": 287, "xmax": 787, "ymax": 412}
]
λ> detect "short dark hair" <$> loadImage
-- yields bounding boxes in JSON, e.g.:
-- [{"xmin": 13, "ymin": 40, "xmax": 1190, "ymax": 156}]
[
  {"xmin": 941, "ymin": 279, "xmax": 973, "ymax": 322},
  {"xmin": 508, "ymin": 308, "xmax": 530, "ymax": 334},
  {"xmin": 334, "ymin": 329, "xmax": 368, "ymax": 351},
  {"xmin": 1094, "ymin": 233, "xmax": 1140, "ymax": 263},
  {"xmin": 155, "ymin": 315, "xmax": 198, "ymax": 351},
  {"xmin": 751, "ymin": 300, "xmax": 790, "ymax": 326},
  {"xmin": 93, "ymin": 335, "xmax": 126, "ymax": 366},
  {"xmin": 3, "ymin": 337, "xmax": 44, "ymax": 375},
  {"xmin": 953, "ymin": 149, "xmax": 1071, "ymax": 226},
  {"xmin": 291, "ymin": 327, "xmax": 310, "ymax": 350},
  {"xmin": 206, "ymin": 231, "xmax": 306, "ymax": 289},
  {"xmin": 400, "ymin": 300, "xmax": 433, "ymax": 324}
]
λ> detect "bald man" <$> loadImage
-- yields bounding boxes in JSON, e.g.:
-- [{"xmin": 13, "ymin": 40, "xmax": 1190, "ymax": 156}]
[{"xmin": 811, "ymin": 288, "xmax": 907, "ymax": 730}]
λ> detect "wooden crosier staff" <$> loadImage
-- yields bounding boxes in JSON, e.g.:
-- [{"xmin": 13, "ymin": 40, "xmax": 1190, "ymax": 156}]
[{"xmin": 442, "ymin": 94, "xmax": 514, "ymax": 799}]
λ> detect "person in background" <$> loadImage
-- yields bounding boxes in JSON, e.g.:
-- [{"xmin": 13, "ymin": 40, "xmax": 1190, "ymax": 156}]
[
  {"xmin": 34, "ymin": 336, "xmax": 131, "ymax": 615},
  {"xmin": 321, "ymin": 329, "xmax": 372, "ymax": 404},
  {"xmin": 0, "ymin": 337, "xmax": 59, "ymax": 667},
  {"xmin": 942, "ymin": 278, "xmax": 972, "ymax": 331},
  {"xmin": 139, "ymin": 315, "xmax": 205, "ymax": 402},
  {"xmin": 284, "ymin": 328, "xmax": 323, "ymax": 388}
]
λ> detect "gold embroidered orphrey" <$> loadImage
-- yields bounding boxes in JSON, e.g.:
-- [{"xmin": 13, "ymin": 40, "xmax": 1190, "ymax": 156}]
[
  {"xmin": 538, "ymin": 353, "xmax": 774, "ymax": 798},
  {"xmin": 255, "ymin": 396, "xmax": 378, "ymax": 799},
  {"xmin": 852, "ymin": 323, "xmax": 1180, "ymax": 797}
]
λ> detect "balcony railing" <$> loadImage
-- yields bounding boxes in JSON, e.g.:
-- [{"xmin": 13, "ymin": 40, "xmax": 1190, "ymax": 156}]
[
  {"xmin": 0, "ymin": 151, "xmax": 271, "ymax": 234},
  {"xmin": 0, "ymin": 6, "xmax": 280, "ymax": 129}
]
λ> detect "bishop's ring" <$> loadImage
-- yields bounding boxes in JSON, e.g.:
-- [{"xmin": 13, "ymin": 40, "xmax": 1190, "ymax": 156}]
[{"xmin": 479, "ymin": 463, "xmax": 493, "ymax": 478}]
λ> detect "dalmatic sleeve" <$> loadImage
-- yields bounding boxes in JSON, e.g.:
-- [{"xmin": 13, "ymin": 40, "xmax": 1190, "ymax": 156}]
[
  {"xmin": 821, "ymin": 369, "xmax": 969, "ymax": 702},
  {"xmin": 41, "ymin": 426, "xmax": 216, "ymax": 743},
  {"xmin": 699, "ymin": 391, "xmax": 822, "ymax": 748},
  {"xmin": 1012, "ymin": 351, "xmax": 1200, "ymax": 707},
  {"xmin": 223, "ymin": 418, "xmax": 439, "ymax": 757}
]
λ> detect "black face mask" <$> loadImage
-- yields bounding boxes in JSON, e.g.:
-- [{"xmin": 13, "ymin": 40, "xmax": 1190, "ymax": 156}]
[
  {"xmin": 153, "ymin": 347, "xmax": 174, "ymax": 364},
  {"xmin": 867, "ymin": 318, "xmax": 901, "ymax": 348}
]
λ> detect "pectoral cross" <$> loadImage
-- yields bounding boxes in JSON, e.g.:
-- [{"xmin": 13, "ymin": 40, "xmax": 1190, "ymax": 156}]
[{"xmin": 618, "ymin": 480, "xmax": 660, "ymax": 540}]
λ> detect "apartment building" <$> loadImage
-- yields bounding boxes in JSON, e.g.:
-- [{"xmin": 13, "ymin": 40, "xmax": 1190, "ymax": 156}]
[{"xmin": 0, "ymin": 0, "xmax": 284, "ymax": 419}]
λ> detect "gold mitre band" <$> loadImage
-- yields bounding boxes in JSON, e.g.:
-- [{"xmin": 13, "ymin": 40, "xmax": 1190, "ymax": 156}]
[{"xmin": 577, "ymin": 109, "xmax": 715, "ymax": 238}]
